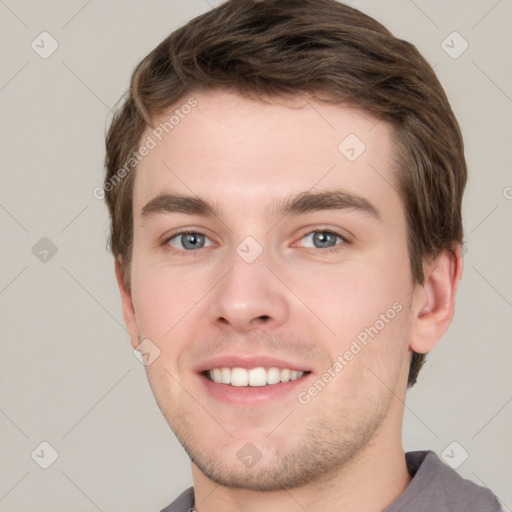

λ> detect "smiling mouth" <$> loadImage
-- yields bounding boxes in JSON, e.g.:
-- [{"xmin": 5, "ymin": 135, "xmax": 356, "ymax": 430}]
[{"xmin": 202, "ymin": 367, "xmax": 311, "ymax": 387}]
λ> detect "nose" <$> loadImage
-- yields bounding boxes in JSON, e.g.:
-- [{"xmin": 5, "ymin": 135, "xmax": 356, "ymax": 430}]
[{"xmin": 208, "ymin": 246, "xmax": 289, "ymax": 333}]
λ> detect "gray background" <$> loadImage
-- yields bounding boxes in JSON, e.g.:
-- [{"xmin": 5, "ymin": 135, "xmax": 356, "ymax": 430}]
[{"xmin": 1, "ymin": 0, "xmax": 511, "ymax": 511}]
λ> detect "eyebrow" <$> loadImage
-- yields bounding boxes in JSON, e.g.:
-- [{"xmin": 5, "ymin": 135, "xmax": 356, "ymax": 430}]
[{"xmin": 140, "ymin": 190, "xmax": 381, "ymax": 221}]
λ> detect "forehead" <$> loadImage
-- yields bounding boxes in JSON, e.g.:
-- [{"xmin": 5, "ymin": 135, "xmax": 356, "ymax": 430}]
[{"xmin": 133, "ymin": 89, "xmax": 400, "ymax": 219}]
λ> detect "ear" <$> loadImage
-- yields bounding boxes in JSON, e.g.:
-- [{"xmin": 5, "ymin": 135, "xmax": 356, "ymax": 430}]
[
  {"xmin": 114, "ymin": 257, "xmax": 139, "ymax": 350},
  {"xmin": 409, "ymin": 245, "xmax": 464, "ymax": 353}
]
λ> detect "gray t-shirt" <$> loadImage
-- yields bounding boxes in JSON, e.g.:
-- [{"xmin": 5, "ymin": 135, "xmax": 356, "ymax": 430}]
[{"xmin": 159, "ymin": 450, "xmax": 502, "ymax": 512}]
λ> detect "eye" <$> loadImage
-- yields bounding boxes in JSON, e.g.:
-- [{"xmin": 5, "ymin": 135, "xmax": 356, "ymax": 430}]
[
  {"xmin": 166, "ymin": 232, "xmax": 213, "ymax": 251},
  {"xmin": 299, "ymin": 230, "xmax": 347, "ymax": 251}
]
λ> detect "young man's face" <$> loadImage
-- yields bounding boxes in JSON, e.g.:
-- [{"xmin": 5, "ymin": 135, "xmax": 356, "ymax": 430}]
[{"xmin": 120, "ymin": 90, "xmax": 420, "ymax": 490}]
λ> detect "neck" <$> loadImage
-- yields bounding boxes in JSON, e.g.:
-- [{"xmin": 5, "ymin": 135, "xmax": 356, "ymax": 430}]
[{"xmin": 191, "ymin": 420, "xmax": 412, "ymax": 512}]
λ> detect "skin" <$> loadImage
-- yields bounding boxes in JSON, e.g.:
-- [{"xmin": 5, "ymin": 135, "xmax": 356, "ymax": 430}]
[{"xmin": 115, "ymin": 89, "xmax": 463, "ymax": 512}]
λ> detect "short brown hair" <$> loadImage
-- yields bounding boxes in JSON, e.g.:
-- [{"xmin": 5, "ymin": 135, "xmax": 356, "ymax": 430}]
[{"xmin": 104, "ymin": 0, "xmax": 467, "ymax": 387}]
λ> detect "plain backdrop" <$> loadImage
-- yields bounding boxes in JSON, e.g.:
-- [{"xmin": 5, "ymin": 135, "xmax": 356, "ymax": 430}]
[{"xmin": 1, "ymin": 1, "xmax": 511, "ymax": 511}]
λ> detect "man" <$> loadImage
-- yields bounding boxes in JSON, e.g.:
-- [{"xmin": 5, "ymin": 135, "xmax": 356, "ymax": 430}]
[{"xmin": 103, "ymin": 0, "xmax": 502, "ymax": 510}]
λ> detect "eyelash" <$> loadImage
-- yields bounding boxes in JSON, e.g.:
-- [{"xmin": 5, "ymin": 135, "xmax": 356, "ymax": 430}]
[
  {"xmin": 162, "ymin": 228, "xmax": 351, "ymax": 257},
  {"xmin": 300, "ymin": 231, "xmax": 351, "ymax": 254}
]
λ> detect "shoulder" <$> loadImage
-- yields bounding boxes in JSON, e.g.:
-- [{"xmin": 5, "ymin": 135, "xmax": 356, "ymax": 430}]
[
  {"xmin": 159, "ymin": 487, "xmax": 194, "ymax": 512},
  {"xmin": 385, "ymin": 450, "xmax": 502, "ymax": 512}
]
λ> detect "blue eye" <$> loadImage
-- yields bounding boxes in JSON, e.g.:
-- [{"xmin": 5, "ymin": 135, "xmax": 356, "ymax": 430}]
[
  {"xmin": 167, "ymin": 232, "xmax": 213, "ymax": 251},
  {"xmin": 163, "ymin": 229, "xmax": 348, "ymax": 256},
  {"xmin": 303, "ymin": 231, "xmax": 338, "ymax": 249},
  {"xmin": 300, "ymin": 231, "xmax": 346, "ymax": 250}
]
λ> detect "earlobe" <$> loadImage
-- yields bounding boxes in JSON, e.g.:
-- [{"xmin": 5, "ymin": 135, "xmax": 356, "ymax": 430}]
[
  {"xmin": 114, "ymin": 257, "xmax": 139, "ymax": 349},
  {"xmin": 409, "ymin": 245, "xmax": 464, "ymax": 354}
]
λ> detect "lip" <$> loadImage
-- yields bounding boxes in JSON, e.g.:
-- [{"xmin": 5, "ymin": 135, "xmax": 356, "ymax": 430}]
[
  {"xmin": 194, "ymin": 354, "xmax": 312, "ymax": 374},
  {"xmin": 197, "ymin": 370, "xmax": 313, "ymax": 407},
  {"xmin": 193, "ymin": 354, "xmax": 314, "ymax": 407}
]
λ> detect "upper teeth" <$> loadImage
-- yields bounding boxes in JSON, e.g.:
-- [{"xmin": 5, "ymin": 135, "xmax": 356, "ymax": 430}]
[{"xmin": 208, "ymin": 367, "xmax": 305, "ymax": 387}]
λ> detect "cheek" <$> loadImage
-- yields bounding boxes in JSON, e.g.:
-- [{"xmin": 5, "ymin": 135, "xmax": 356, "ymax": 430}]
[
  {"xmin": 130, "ymin": 263, "xmax": 186, "ymax": 340},
  {"xmin": 130, "ymin": 261, "xmax": 216, "ymax": 350},
  {"xmin": 285, "ymin": 252, "xmax": 412, "ymax": 389},
  {"xmin": 288, "ymin": 258, "xmax": 409, "ymax": 337}
]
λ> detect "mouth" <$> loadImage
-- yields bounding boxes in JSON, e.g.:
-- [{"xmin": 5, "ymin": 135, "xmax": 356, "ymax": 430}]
[
  {"xmin": 194, "ymin": 354, "xmax": 314, "ymax": 406},
  {"xmin": 202, "ymin": 366, "xmax": 311, "ymax": 387},
  {"xmin": 197, "ymin": 363, "xmax": 313, "ymax": 406}
]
